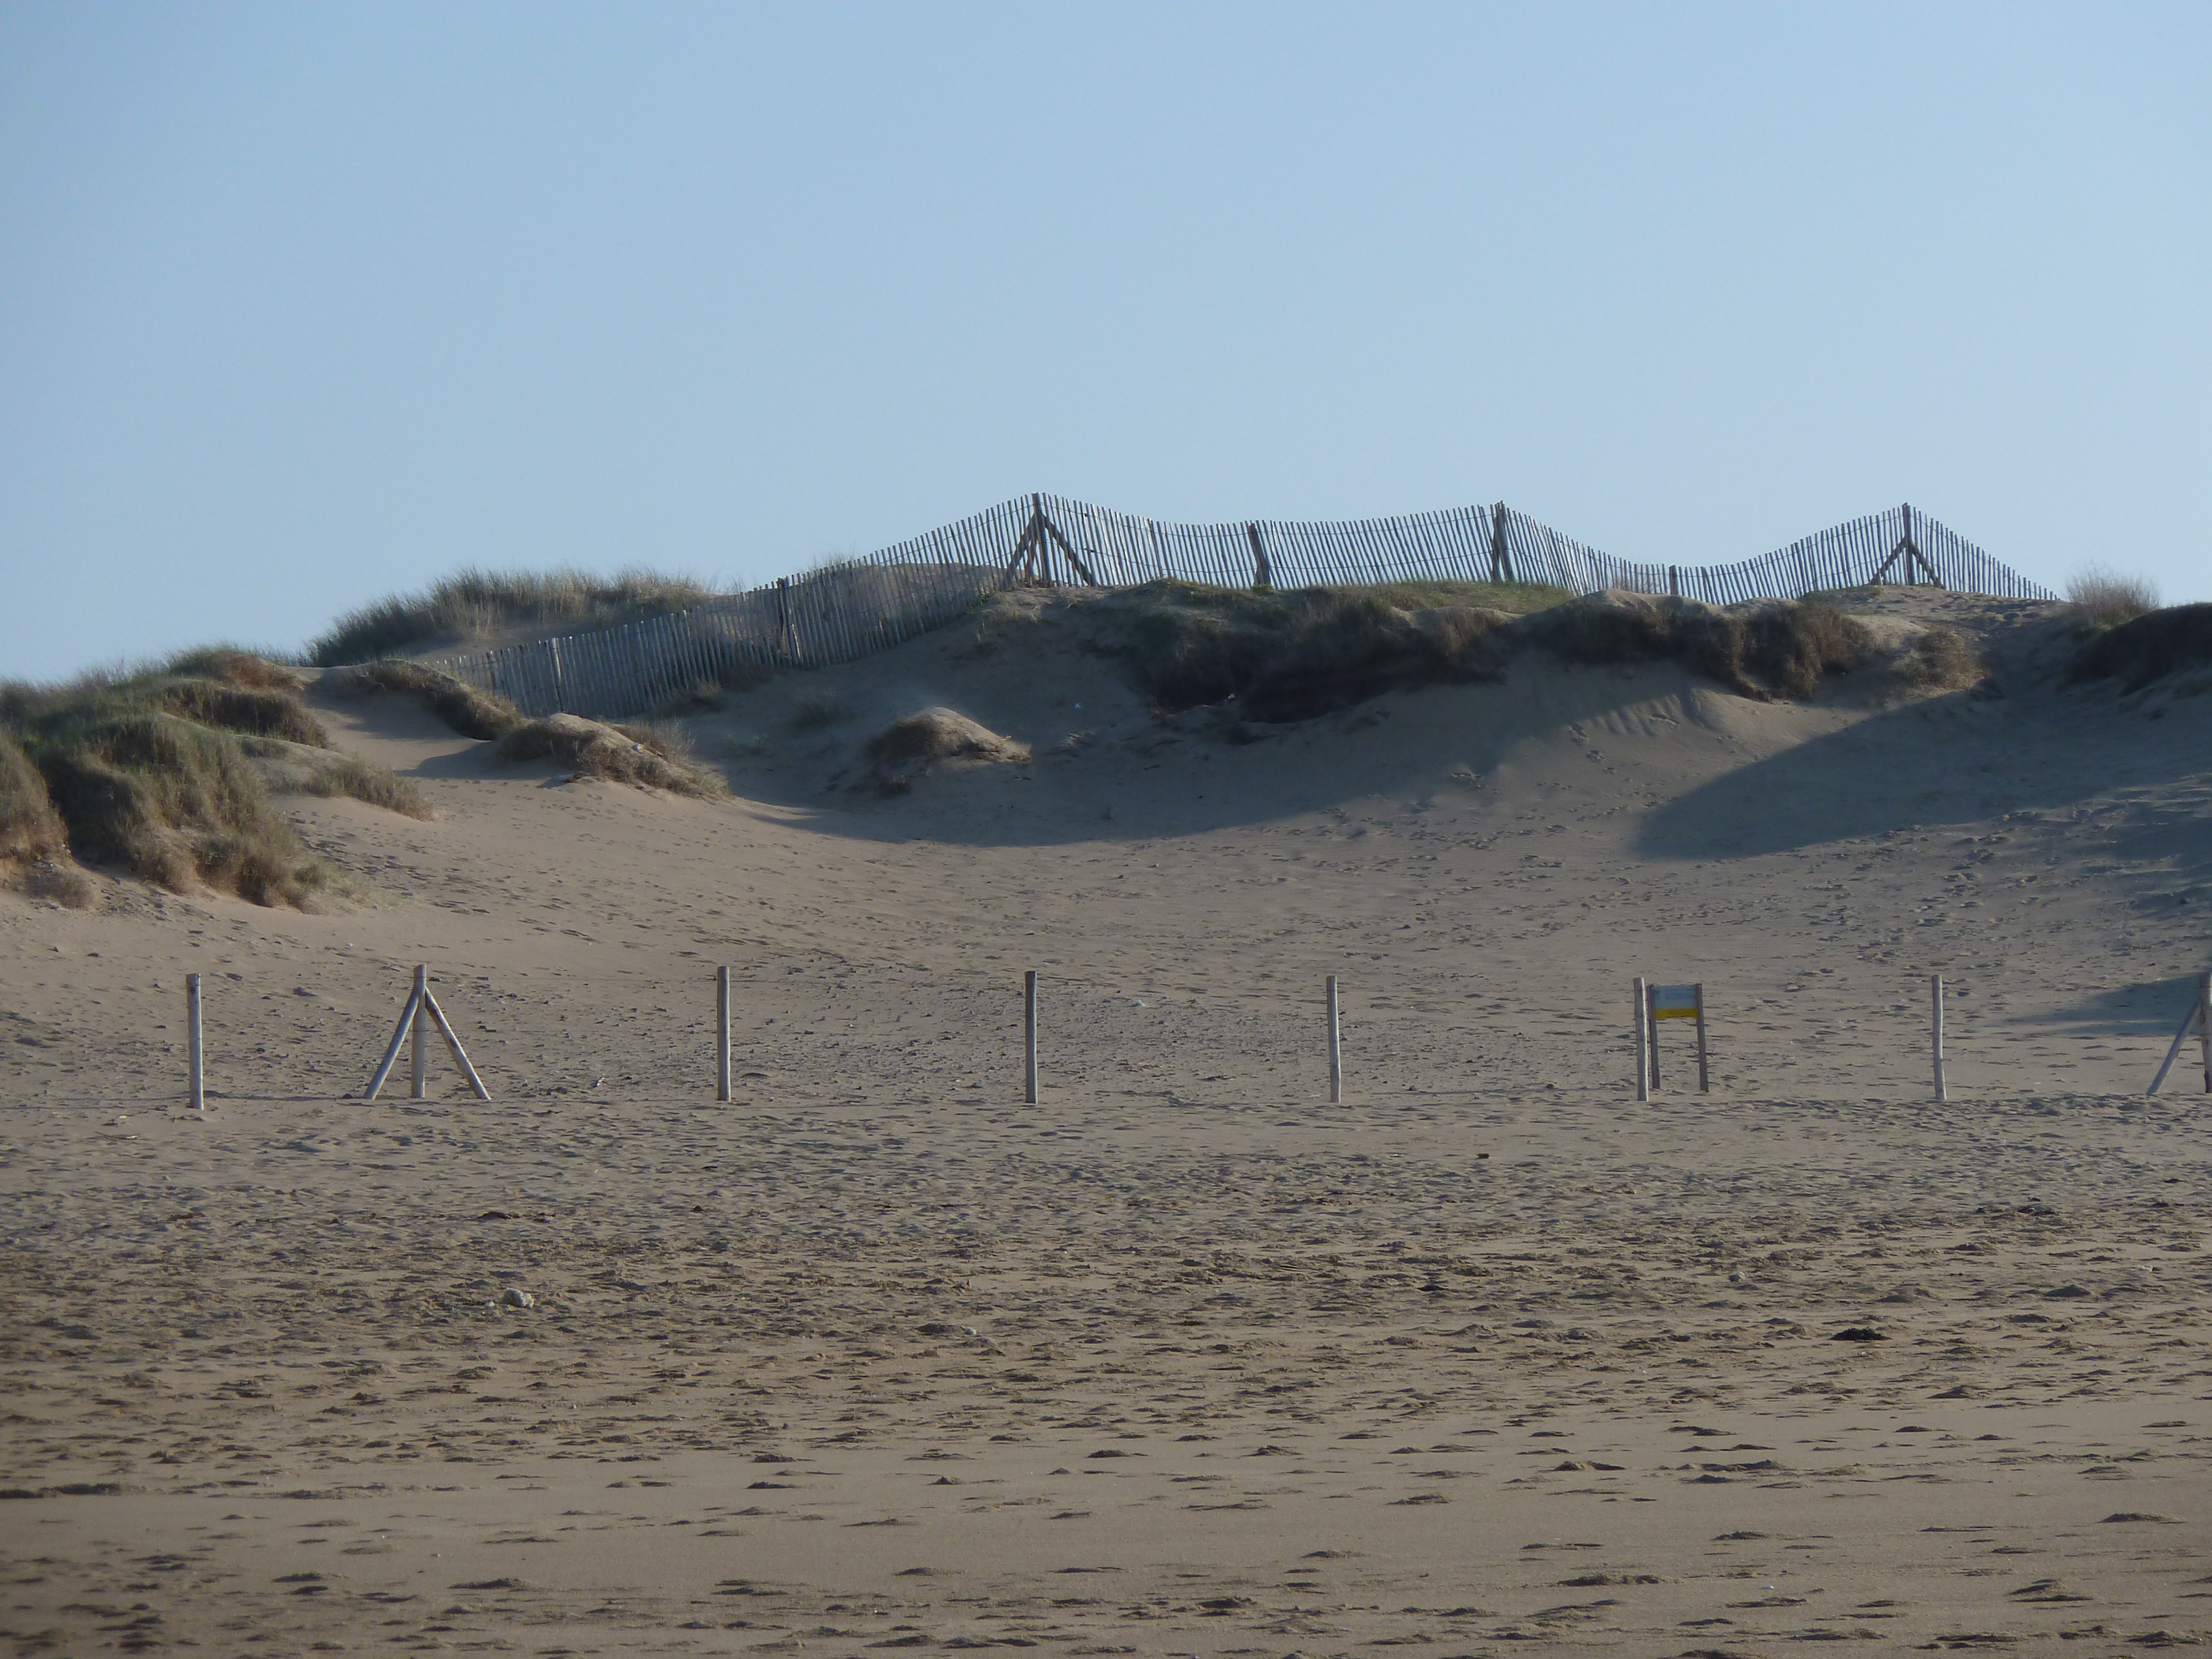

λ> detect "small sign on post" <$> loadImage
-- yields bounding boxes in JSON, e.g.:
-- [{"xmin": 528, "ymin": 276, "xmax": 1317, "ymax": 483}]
[
  {"xmin": 363, "ymin": 964, "xmax": 492, "ymax": 1102},
  {"xmin": 1644, "ymin": 981, "xmax": 1710, "ymax": 1093},
  {"xmin": 2147, "ymin": 972, "xmax": 2212, "ymax": 1097}
]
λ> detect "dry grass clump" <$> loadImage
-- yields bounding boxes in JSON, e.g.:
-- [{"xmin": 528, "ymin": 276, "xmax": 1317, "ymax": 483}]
[
  {"xmin": 1891, "ymin": 627, "xmax": 1987, "ymax": 692},
  {"xmin": 1095, "ymin": 577, "xmax": 1908, "ymax": 720},
  {"xmin": 499, "ymin": 713, "xmax": 727, "ymax": 798},
  {"xmin": 31, "ymin": 711, "xmax": 323, "ymax": 905},
  {"xmin": 1, "ymin": 732, "xmax": 70, "ymax": 865},
  {"xmin": 298, "ymin": 755, "xmax": 433, "ymax": 819},
  {"xmin": 161, "ymin": 646, "xmax": 309, "ymax": 688},
  {"xmin": 1525, "ymin": 591, "xmax": 1877, "ymax": 701},
  {"xmin": 330, "ymin": 659, "xmax": 526, "ymax": 740},
  {"xmin": 2065, "ymin": 565, "xmax": 2159, "ymax": 630},
  {"xmin": 0, "ymin": 733, "xmax": 95, "ymax": 905},
  {"xmin": 311, "ymin": 566, "xmax": 721, "ymax": 665},
  {"xmin": 1, "ymin": 648, "xmax": 430, "ymax": 907},
  {"xmin": 2070, "ymin": 603, "xmax": 2212, "ymax": 693},
  {"xmin": 158, "ymin": 679, "xmax": 330, "ymax": 747},
  {"xmin": 1093, "ymin": 581, "xmax": 1525, "ymax": 718},
  {"xmin": 1357, "ymin": 578, "xmax": 1575, "ymax": 614},
  {"xmin": 232, "ymin": 735, "xmax": 436, "ymax": 820},
  {"xmin": 863, "ymin": 707, "xmax": 1030, "ymax": 794}
]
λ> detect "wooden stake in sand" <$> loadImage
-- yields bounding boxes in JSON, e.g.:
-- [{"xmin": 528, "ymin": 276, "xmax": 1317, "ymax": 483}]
[
  {"xmin": 410, "ymin": 965, "xmax": 430, "ymax": 1099},
  {"xmin": 186, "ymin": 972, "xmax": 205, "ymax": 1115},
  {"xmin": 1645, "ymin": 982, "xmax": 1710, "ymax": 1094},
  {"xmin": 1024, "ymin": 971, "xmax": 1040, "ymax": 1105},
  {"xmin": 1326, "ymin": 975, "xmax": 1343, "ymax": 1105},
  {"xmin": 362, "ymin": 964, "xmax": 492, "ymax": 1102},
  {"xmin": 2146, "ymin": 972, "xmax": 2212, "ymax": 1097},
  {"xmin": 716, "ymin": 966, "xmax": 732, "ymax": 1103},
  {"xmin": 1931, "ymin": 974, "xmax": 1948, "ymax": 1101},
  {"xmin": 1634, "ymin": 976, "xmax": 1649, "ymax": 1102}
]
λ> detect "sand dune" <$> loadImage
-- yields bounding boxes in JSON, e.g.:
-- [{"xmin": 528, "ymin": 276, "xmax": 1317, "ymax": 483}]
[{"xmin": 2, "ymin": 586, "xmax": 2207, "ymax": 1652}]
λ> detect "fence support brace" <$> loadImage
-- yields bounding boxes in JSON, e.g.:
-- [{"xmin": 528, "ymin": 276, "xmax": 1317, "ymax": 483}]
[
  {"xmin": 1870, "ymin": 502, "xmax": 1946, "ymax": 587},
  {"xmin": 364, "ymin": 965, "xmax": 492, "ymax": 1102},
  {"xmin": 1005, "ymin": 495, "xmax": 1104, "ymax": 587}
]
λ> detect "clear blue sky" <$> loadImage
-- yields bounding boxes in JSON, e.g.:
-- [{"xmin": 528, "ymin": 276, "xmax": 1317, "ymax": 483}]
[{"xmin": 4, "ymin": 2, "xmax": 2206, "ymax": 677}]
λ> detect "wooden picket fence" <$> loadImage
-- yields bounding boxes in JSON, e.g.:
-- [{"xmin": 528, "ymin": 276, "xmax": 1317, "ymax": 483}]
[{"xmin": 414, "ymin": 497, "xmax": 2054, "ymax": 720}]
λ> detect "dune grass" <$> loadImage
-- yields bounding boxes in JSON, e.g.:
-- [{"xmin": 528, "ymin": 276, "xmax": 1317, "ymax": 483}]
[
  {"xmin": 158, "ymin": 679, "xmax": 330, "ymax": 747},
  {"xmin": 1891, "ymin": 627, "xmax": 1986, "ymax": 692},
  {"xmin": 2065, "ymin": 565, "xmax": 2160, "ymax": 631},
  {"xmin": 0, "ymin": 732, "xmax": 90, "ymax": 904},
  {"xmin": 1089, "ymin": 580, "xmax": 1547, "ymax": 719},
  {"xmin": 863, "ymin": 707, "xmax": 1030, "ymax": 794},
  {"xmin": 329, "ymin": 658, "xmax": 526, "ymax": 740},
  {"xmin": 1345, "ymin": 578, "xmax": 1576, "ymax": 614},
  {"xmin": 310, "ymin": 567, "xmax": 721, "ymax": 666},
  {"xmin": 228, "ymin": 733, "xmax": 435, "ymax": 821},
  {"xmin": 160, "ymin": 645, "xmax": 309, "ymax": 686},
  {"xmin": 1527, "ymin": 593, "xmax": 1879, "ymax": 701},
  {"xmin": 28, "ymin": 708, "xmax": 325, "ymax": 905},
  {"xmin": 499, "ymin": 714, "xmax": 727, "ymax": 798},
  {"xmin": 1074, "ymin": 581, "xmax": 1911, "ymax": 717},
  {"xmin": 1, "ymin": 650, "xmax": 425, "ymax": 906},
  {"xmin": 2070, "ymin": 603, "xmax": 2212, "ymax": 693}
]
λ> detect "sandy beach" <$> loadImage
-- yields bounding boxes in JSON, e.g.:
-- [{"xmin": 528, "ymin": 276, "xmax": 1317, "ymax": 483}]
[{"xmin": 4, "ymin": 586, "xmax": 2208, "ymax": 1655}]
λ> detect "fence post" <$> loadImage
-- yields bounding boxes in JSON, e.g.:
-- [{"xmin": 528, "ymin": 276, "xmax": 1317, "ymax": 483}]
[
  {"xmin": 1931, "ymin": 974, "xmax": 1948, "ymax": 1101},
  {"xmin": 1693, "ymin": 983, "xmax": 1710, "ymax": 1093},
  {"xmin": 1489, "ymin": 501, "xmax": 1512, "ymax": 583},
  {"xmin": 2201, "ymin": 972, "xmax": 2211, "ymax": 1095},
  {"xmin": 717, "ymin": 966, "xmax": 732, "ymax": 1103},
  {"xmin": 186, "ymin": 973, "xmax": 205, "ymax": 1115},
  {"xmin": 1248, "ymin": 523, "xmax": 1272, "ymax": 592},
  {"xmin": 1024, "ymin": 971, "xmax": 1039, "ymax": 1104},
  {"xmin": 1633, "ymin": 976, "xmax": 1648, "ymax": 1102},
  {"xmin": 410, "ymin": 964, "xmax": 429, "ymax": 1100},
  {"xmin": 1326, "ymin": 975, "xmax": 1343, "ymax": 1104},
  {"xmin": 1647, "ymin": 983, "xmax": 1661, "ymax": 1089}
]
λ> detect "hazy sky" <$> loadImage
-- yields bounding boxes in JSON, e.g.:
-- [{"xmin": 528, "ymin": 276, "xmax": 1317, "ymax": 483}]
[{"xmin": 4, "ymin": 2, "xmax": 2206, "ymax": 677}]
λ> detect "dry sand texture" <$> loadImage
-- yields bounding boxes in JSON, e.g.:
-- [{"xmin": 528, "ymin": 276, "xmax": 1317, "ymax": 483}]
[{"xmin": 3, "ymin": 587, "xmax": 2209, "ymax": 1655}]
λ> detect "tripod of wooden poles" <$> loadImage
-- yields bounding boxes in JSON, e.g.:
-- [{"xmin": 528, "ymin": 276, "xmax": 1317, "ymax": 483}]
[{"xmin": 362, "ymin": 964, "xmax": 491, "ymax": 1101}]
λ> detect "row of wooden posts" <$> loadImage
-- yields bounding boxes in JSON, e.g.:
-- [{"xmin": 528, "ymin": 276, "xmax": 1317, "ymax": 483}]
[{"xmin": 174, "ymin": 967, "xmax": 2212, "ymax": 1114}]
